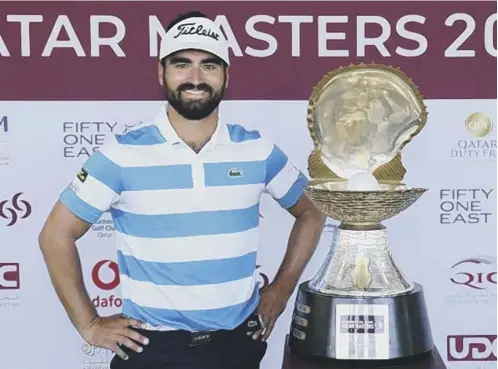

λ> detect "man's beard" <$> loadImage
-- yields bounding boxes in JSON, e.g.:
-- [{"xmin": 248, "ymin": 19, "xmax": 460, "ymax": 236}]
[{"xmin": 163, "ymin": 76, "xmax": 226, "ymax": 120}]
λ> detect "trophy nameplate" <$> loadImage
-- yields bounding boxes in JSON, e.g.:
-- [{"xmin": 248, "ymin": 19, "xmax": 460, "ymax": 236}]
[{"xmin": 288, "ymin": 64, "xmax": 434, "ymax": 361}]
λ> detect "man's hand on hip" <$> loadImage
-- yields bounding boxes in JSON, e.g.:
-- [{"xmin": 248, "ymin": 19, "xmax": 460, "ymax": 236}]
[
  {"xmin": 252, "ymin": 283, "xmax": 291, "ymax": 342},
  {"xmin": 81, "ymin": 314, "xmax": 150, "ymax": 360}
]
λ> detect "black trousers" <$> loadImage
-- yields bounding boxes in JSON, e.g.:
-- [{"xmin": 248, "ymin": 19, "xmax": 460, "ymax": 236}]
[{"xmin": 110, "ymin": 312, "xmax": 268, "ymax": 369}]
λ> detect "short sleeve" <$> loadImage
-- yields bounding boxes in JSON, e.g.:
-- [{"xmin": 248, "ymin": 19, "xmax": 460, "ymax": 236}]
[
  {"xmin": 265, "ymin": 144, "xmax": 309, "ymax": 209},
  {"xmin": 59, "ymin": 144, "xmax": 122, "ymax": 224}
]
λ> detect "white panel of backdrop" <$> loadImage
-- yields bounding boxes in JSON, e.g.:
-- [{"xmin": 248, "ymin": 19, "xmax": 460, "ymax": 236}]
[{"xmin": 0, "ymin": 99, "xmax": 495, "ymax": 369}]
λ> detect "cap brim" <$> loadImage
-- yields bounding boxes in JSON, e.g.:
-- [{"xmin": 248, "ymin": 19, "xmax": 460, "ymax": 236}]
[{"xmin": 159, "ymin": 41, "xmax": 230, "ymax": 66}]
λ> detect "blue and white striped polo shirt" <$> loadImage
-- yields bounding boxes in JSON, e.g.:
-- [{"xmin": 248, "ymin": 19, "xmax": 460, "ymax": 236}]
[{"xmin": 59, "ymin": 107, "xmax": 309, "ymax": 332}]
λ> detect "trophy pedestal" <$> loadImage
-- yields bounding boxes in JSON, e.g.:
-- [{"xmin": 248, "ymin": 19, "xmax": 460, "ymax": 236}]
[
  {"xmin": 288, "ymin": 281, "xmax": 434, "ymax": 360},
  {"xmin": 282, "ymin": 335, "xmax": 447, "ymax": 369}
]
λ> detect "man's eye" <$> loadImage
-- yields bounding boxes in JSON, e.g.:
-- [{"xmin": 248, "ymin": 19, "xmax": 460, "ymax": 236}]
[
  {"xmin": 175, "ymin": 63, "xmax": 188, "ymax": 69},
  {"xmin": 203, "ymin": 64, "xmax": 217, "ymax": 70}
]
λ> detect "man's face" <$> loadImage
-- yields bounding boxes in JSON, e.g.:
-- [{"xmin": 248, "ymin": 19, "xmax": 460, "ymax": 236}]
[{"xmin": 159, "ymin": 50, "xmax": 229, "ymax": 120}]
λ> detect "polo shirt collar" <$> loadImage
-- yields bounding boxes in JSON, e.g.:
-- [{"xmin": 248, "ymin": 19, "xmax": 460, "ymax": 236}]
[{"xmin": 155, "ymin": 105, "xmax": 231, "ymax": 146}]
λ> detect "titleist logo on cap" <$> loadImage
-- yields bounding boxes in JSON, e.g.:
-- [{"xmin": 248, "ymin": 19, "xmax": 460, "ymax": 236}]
[{"xmin": 173, "ymin": 22, "xmax": 220, "ymax": 41}]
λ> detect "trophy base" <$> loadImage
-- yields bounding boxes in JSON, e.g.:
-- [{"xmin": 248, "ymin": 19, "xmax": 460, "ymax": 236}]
[{"xmin": 288, "ymin": 281, "xmax": 434, "ymax": 361}]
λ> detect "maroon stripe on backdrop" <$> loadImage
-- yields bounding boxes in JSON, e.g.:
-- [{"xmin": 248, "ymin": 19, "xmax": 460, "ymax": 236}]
[{"xmin": 0, "ymin": 1, "xmax": 495, "ymax": 100}]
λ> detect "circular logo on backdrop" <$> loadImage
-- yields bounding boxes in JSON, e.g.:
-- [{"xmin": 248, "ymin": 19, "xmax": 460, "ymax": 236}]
[
  {"xmin": 92, "ymin": 260, "xmax": 120, "ymax": 290},
  {"xmin": 465, "ymin": 112, "xmax": 493, "ymax": 137}
]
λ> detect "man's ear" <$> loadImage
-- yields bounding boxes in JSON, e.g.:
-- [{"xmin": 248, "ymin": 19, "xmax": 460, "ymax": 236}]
[
  {"xmin": 224, "ymin": 65, "xmax": 231, "ymax": 90},
  {"xmin": 158, "ymin": 60, "xmax": 165, "ymax": 86}
]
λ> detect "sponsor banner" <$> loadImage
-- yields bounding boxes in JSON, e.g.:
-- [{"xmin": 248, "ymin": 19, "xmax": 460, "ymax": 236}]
[
  {"xmin": 90, "ymin": 213, "xmax": 116, "ymax": 239},
  {"xmin": 0, "ymin": 263, "xmax": 21, "ymax": 308},
  {"xmin": 0, "ymin": 1, "xmax": 495, "ymax": 100},
  {"xmin": 90, "ymin": 259, "xmax": 122, "ymax": 310},
  {"xmin": 62, "ymin": 121, "xmax": 120, "ymax": 159},
  {"xmin": 0, "ymin": 192, "xmax": 32, "ymax": 227},
  {"xmin": 447, "ymin": 335, "xmax": 497, "ymax": 362},
  {"xmin": 450, "ymin": 112, "xmax": 497, "ymax": 161},
  {"xmin": 439, "ymin": 189, "xmax": 494, "ymax": 225},
  {"xmin": 0, "ymin": 262, "xmax": 20, "ymax": 290},
  {"xmin": 445, "ymin": 256, "xmax": 497, "ymax": 307}
]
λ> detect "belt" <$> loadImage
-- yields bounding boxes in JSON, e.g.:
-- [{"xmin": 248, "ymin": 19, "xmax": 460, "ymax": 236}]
[{"xmin": 133, "ymin": 312, "xmax": 262, "ymax": 348}]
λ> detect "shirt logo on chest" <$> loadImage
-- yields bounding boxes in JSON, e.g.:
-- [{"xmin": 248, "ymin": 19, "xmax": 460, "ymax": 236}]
[{"xmin": 228, "ymin": 168, "xmax": 243, "ymax": 178}]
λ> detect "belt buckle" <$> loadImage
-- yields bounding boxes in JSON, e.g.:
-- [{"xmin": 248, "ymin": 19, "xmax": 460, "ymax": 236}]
[{"xmin": 189, "ymin": 331, "xmax": 212, "ymax": 347}]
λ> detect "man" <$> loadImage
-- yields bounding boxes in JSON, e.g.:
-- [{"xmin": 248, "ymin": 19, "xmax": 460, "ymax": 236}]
[{"xmin": 39, "ymin": 11, "xmax": 325, "ymax": 369}]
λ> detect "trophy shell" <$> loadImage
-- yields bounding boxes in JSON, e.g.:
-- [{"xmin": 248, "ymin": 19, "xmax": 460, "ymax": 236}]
[
  {"xmin": 305, "ymin": 64, "xmax": 429, "ymax": 224},
  {"xmin": 307, "ymin": 63, "xmax": 428, "ymax": 183}
]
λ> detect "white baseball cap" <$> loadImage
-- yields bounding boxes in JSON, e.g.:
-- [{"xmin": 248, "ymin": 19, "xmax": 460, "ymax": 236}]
[{"xmin": 159, "ymin": 17, "xmax": 230, "ymax": 65}]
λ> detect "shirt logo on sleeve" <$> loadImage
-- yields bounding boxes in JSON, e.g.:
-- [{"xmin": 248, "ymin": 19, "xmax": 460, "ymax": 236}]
[
  {"xmin": 77, "ymin": 168, "xmax": 88, "ymax": 183},
  {"xmin": 228, "ymin": 168, "xmax": 243, "ymax": 178},
  {"xmin": 68, "ymin": 181, "xmax": 81, "ymax": 194}
]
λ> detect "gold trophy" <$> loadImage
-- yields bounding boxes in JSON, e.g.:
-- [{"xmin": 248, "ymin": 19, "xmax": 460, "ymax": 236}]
[{"xmin": 288, "ymin": 64, "xmax": 434, "ymax": 361}]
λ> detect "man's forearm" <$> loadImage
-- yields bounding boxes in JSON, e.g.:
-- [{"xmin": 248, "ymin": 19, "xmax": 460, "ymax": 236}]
[
  {"xmin": 272, "ymin": 209, "xmax": 325, "ymax": 296},
  {"xmin": 39, "ymin": 234, "xmax": 98, "ymax": 335}
]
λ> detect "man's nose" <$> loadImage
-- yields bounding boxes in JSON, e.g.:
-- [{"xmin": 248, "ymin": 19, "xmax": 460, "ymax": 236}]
[{"xmin": 187, "ymin": 67, "xmax": 202, "ymax": 85}]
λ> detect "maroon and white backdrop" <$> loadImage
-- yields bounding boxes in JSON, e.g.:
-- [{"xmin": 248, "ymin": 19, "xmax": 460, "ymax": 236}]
[{"xmin": 0, "ymin": 1, "xmax": 496, "ymax": 369}]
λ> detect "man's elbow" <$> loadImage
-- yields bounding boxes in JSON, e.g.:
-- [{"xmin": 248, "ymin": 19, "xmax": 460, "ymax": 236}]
[
  {"xmin": 38, "ymin": 220, "xmax": 64, "ymax": 253},
  {"xmin": 38, "ymin": 201, "xmax": 83, "ymax": 251},
  {"xmin": 38, "ymin": 223, "xmax": 53, "ymax": 252}
]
